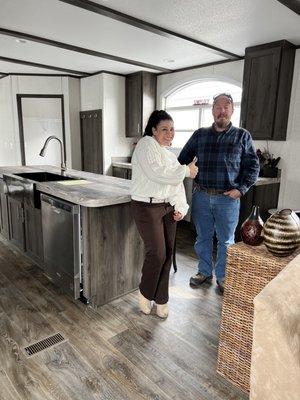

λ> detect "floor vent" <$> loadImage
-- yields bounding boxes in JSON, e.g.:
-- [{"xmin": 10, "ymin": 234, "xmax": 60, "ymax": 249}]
[{"xmin": 24, "ymin": 333, "xmax": 66, "ymax": 357}]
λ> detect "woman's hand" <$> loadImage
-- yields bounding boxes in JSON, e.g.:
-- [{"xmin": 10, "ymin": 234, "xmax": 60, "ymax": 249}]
[
  {"xmin": 173, "ymin": 211, "xmax": 183, "ymax": 221},
  {"xmin": 188, "ymin": 157, "xmax": 198, "ymax": 179}
]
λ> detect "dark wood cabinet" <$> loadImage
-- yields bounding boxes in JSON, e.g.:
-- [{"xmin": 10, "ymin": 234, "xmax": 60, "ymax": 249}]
[
  {"xmin": 80, "ymin": 109, "xmax": 103, "ymax": 174},
  {"xmin": 2, "ymin": 174, "xmax": 43, "ymax": 263},
  {"xmin": 7, "ymin": 197, "xmax": 25, "ymax": 251},
  {"xmin": 126, "ymin": 71, "xmax": 157, "ymax": 137},
  {"xmin": 112, "ymin": 166, "xmax": 132, "ymax": 180},
  {"xmin": 0, "ymin": 193, "xmax": 10, "ymax": 239},
  {"xmin": 240, "ymin": 40, "xmax": 295, "ymax": 140},
  {"xmin": 24, "ymin": 203, "xmax": 44, "ymax": 264},
  {"xmin": 236, "ymin": 182, "xmax": 280, "ymax": 241}
]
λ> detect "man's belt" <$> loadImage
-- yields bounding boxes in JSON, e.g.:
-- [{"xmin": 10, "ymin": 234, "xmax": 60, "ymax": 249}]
[{"xmin": 194, "ymin": 183, "xmax": 225, "ymax": 195}]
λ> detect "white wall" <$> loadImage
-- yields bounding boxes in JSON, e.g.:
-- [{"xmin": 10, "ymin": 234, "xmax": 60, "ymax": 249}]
[
  {"xmin": 157, "ymin": 60, "xmax": 244, "ymax": 105},
  {"xmin": 102, "ymin": 73, "xmax": 133, "ymax": 174},
  {"xmin": 0, "ymin": 76, "xmax": 19, "ymax": 165},
  {"xmin": 157, "ymin": 55, "xmax": 300, "ymax": 211},
  {"xmin": 0, "ymin": 75, "xmax": 81, "ymax": 168},
  {"xmin": 63, "ymin": 77, "xmax": 81, "ymax": 170},
  {"xmin": 80, "ymin": 74, "xmax": 103, "ymax": 111},
  {"xmin": 80, "ymin": 73, "xmax": 132, "ymax": 175}
]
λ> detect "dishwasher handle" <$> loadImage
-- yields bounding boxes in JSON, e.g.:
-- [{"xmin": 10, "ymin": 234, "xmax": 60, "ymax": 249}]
[
  {"xmin": 51, "ymin": 205, "xmax": 61, "ymax": 214},
  {"xmin": 41, "ymin": 193, "xmax": 74, "ymax": 213}
]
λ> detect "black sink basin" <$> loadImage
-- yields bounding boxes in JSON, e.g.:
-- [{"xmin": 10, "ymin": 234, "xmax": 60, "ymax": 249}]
[
  {"xmin": 14, "ymin": 172, "xmax": 77, "ymax": 182},
  {"xmin": 4, "ymin": 171, "xmax": 80, "ymax": 209}
]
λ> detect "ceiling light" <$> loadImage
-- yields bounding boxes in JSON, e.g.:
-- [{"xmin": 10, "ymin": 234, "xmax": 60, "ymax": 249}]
[
  {"xmin": 163, "ymin": 59, "xmax": 175, "ymax": 63},
  {"xmin": 15, "ymin": 39, "xmax": 27, "ymax": 44}
]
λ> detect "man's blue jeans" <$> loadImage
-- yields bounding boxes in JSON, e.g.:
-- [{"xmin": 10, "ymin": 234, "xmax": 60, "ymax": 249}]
[{"xmin": 191, "ymin": 190, "xmax": 240, "ymax": 282}]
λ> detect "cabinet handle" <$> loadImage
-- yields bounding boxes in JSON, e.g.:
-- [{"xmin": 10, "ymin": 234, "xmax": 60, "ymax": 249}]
[
  {"xmin": 137, "ymin": 123, "xmax": 140, "ymax": 134},
  {"xmin": 17, "ymin": 206, "xmax": 25, "ymax": 223},
  {"xmin": 20, "ymin": 207, "xmax": 25, "ymax": 223}
]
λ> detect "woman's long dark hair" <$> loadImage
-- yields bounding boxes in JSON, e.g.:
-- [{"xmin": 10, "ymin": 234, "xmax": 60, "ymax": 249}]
[{"xmin": 143, "ymin": 110, "xmax": 173, "ymax": 137}]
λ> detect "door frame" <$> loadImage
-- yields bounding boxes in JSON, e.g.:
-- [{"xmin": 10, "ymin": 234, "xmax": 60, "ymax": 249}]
[{"xmin": 17, "ymin": 94, "xmax": 66, "ymax": 165}]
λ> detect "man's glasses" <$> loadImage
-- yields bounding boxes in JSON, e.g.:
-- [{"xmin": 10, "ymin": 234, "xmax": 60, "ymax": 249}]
[{"xmin": 213, "ymin": 93, "xmax": 233, "ymax": 104}]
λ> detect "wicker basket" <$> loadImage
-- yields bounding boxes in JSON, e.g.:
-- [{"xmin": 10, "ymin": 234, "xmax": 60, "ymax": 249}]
[{"xmin": 217, "ymin": 242, "xmax": 300, "ymax": 392}]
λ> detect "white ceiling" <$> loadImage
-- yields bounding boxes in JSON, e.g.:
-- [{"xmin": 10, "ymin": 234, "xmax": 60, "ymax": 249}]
[{"xmin": 0, "ymin": 0, "xmax": 299, "ymax": 78}]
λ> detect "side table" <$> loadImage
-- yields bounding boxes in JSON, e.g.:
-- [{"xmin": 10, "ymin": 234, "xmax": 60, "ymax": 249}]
[{"xmin": 217, "ymin": 242, "xmax": 300, "ymax": 392}]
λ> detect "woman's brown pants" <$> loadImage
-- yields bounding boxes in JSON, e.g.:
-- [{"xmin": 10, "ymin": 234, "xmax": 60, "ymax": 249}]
[{"xmin": 131, "ymin": 200, "xmax": 177, "ymax": 304}]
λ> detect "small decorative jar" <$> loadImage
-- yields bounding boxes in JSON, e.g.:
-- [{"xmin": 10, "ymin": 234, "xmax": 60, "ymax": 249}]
[
  {"xmin": 263, "ymin": 209, "xmax": 300, "ymax": 257},
  {"xmin": 240, "ymin": 205, "xmax": 264, "ymax": 246}
]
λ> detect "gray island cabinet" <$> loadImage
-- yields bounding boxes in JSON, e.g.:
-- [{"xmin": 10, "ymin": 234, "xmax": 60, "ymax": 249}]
[{"xmin": 0, "ymin": 166, "xmax": 143, "ymax": 308}]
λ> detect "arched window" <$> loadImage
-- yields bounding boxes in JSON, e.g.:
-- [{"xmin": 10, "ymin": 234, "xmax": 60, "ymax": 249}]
[{"xmin": 165, "ymin": 80, "xmax": 242, "ymax": 148}]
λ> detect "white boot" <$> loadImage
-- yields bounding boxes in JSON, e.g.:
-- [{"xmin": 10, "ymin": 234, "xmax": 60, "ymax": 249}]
[
  {"xmin": 156, "ymin": 303, "xmax": 169, "ymax": 318},
  {"xmin": 138, "ymin": 291, "xmax": 152, "ymax": 315}
]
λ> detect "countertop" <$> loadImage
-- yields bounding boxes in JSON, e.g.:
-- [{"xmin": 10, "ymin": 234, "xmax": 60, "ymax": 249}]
[
  {"xmin": 111, "ymin": 162, "xmax": 281, "ymax": 186},
  {"xmin": 112, "ymin": 161, "xmax": 132, "ymax": 169},
  {"xmin": 0, "ymin": 165, "xmax": 131, "ymax": 208}
]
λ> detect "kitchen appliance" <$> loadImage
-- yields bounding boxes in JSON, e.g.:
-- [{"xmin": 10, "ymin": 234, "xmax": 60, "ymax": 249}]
[{"xmin": 41, "ymin": 193, "xmax": 81, "ymax": 298}]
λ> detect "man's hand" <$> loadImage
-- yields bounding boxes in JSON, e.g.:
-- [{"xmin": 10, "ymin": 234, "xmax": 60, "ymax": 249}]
[
  {"xmin": 173, "ymin": 211, "xmax": 183, "ymax": 221},
  {"xmin": 188, "ymin": 157, "xmax": 198, "ymax": 179},
  {"xmin": 223, "ymin": 189, "xmax": 241, "ymax": 199}
]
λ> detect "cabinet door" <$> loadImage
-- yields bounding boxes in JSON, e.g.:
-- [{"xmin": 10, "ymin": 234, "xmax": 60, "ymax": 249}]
[
  {"xmin": 241, "ymin": 46, "xmax": 281, "ymax": 140},
  {"xmin": 141, "ymin": 72, "xmax": 157, "ymax": 133},
  {"xmin": 183, "ymin": 178, "xmax": 194, "ymax": 222},
  {"xmin": 80, "ymin": 109, "xmax": 103, "ymax": 174},
  {"xmin": 24, "ymin": 203, "xmax": 44, "ymax": 264},
  {"xmin": 241, "ymin": 41, "xmax": 295, "ymax": 141},
  {"xmin": 7, "ymin": 197, "xmax": 25, "ymax": 251},
  {"xmin": 252, "ymin": 183, "xmax": 280, "ymax": 223},
  {"xmin": 0, "ymin": 193, "xmax": 10, "ymax": 239},
  {"xmin": 126, "ymin": 73, "xmax": 142, "ymax": 137},
  {"xmin": 112, "ymin": 167, "xmax": 129, "ymax": 179}
]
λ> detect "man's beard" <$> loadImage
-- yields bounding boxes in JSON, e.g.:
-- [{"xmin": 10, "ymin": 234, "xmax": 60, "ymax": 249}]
[{"xmin": 215, "ymin": 117, "xmax": 229, "ymax": 129}]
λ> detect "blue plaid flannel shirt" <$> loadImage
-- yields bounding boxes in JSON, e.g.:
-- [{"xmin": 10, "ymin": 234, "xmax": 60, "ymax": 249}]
[{"xmin": 178, "ymin": 123, "xmax": 259, "ymax": 196}]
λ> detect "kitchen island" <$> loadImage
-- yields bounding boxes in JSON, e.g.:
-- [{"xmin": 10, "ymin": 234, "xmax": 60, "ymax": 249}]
[{"xmin": 0, "ymin": 165, "xmax": 143, "ymax": 308}]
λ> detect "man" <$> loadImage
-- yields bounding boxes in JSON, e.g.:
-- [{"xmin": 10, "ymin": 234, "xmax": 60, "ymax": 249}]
[{"xmin": 178, "ymin": 93, "xmax": 259, "ymax": 293}]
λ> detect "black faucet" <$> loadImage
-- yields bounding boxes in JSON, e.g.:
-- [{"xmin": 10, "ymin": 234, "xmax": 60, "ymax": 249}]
[{"xmin": 39, "ymin": 136, "xmax": 66, "ymax": 175}]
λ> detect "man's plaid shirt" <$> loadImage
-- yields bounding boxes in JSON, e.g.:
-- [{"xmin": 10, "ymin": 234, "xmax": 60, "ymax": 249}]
[{"xmin": 178, "ymin": 123, "xmax": 259, "ymax": 195}]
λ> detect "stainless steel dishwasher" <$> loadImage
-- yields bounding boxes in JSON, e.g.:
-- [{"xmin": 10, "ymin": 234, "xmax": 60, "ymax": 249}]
[{"xmin": 41, "ymin": 193, "xmax": 81, "ymax": 299}]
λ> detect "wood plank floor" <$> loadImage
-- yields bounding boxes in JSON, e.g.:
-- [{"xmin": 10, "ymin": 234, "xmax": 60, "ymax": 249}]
[{"xmin": 0, "ymin": 224, "xmax": 248, "ymax": 400}]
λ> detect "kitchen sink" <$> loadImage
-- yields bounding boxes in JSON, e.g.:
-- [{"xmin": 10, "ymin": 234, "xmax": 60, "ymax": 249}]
[
  {"xmin": 4, "ymin": 171, "xmax": 80, "ymax": 209},
  {"xmin": 14, "ymin": 171, "xmax": 77, "ymax": 182}
]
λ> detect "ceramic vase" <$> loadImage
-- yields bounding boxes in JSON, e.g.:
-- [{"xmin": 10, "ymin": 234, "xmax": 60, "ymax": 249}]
[
  {"xmin": 240, "ymin": 205, "xmax": 264, "ymax": 246},
  {"xmin": 263, "ymin": 209, "xmax": 300, "ymax": 257}
]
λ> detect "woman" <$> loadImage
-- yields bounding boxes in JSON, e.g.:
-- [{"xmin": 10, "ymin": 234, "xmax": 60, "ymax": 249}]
[{"xmin": 131, "ymin": 110, "xmax": 198, "ymax": 318}]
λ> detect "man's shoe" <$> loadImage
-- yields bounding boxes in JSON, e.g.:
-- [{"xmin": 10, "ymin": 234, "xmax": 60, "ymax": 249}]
[
  {"xmin": 217, "ymin": 280, "xmax": 225, "ymax": 294},
  {"xmin": 190, "ymin": 273, "xmax": 213, "ymax": 287}
]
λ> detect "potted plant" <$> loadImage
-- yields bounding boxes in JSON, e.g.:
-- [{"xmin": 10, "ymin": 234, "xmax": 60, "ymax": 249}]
[{"xmin": 256, "ymin": 148, "xmax": 280, "ymax": 178}]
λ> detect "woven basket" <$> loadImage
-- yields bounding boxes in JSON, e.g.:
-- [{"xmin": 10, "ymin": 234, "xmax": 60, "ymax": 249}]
[{"xmin": 217, "ymin": 242, "xmax": 300, "ymax": 392}]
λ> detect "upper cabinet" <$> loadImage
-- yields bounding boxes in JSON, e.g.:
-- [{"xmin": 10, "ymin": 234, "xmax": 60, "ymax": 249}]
[
  {"xmin": 125, "ymin": 71, "xmax": 157, "ymax": 137},
  {"xmin": 240, "ymin": 40, "xmax": 295, "ymax": 141}
]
